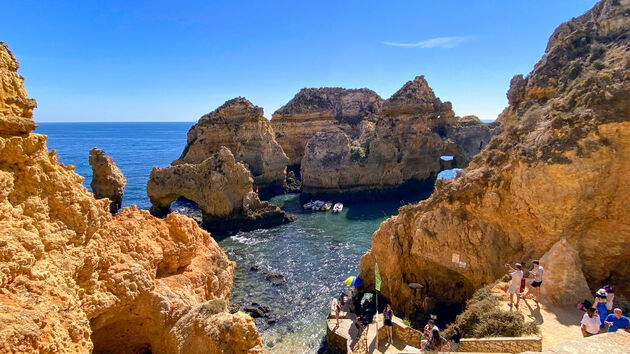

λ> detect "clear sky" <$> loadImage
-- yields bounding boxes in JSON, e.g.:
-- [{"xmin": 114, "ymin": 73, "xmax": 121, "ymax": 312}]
[{"xmin": 3, "ymin": 0, "xmax": 597, "ymax": 122}]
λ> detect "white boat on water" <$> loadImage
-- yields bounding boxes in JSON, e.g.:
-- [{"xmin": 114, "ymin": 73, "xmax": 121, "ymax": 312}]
[
  {"xmin": 333, "ymin": 202, "xmax": 343, "ymax": 213},
  {"xmin": 312, "ymin": 200, "xmax": 325, "ymax": 211},
  {"xmin": 303, "ymin": 201, "xmax": 314, "ymax": 210}
]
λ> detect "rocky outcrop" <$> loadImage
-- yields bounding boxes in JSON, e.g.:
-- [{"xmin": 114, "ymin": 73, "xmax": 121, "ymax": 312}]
[
  {"xmin": 359, "ymin": 0, "xmax": 630, "ymax": 321},
  {"xmin": 148, "ymin": 147, "xmax": 293, "ymax": 234},
  {"xmin": 175, "ymin": 97, "xmax": 289, "ymax": 198},
  {"xmin": 446, "ymin": 116, "xmax": 501, "ymax": 162},
  {"xmin": 270, "ymin": 88, "xmax": 384, "ymax": 167},
  {"xmin": 539, "ymin": 238, "xmax": 592, "ymax": 306},
  {"xmin": 0, "ymin": 42, "xmax": 262, "ymax": 353},
  {"xmin": 300, "ymin": 76, "xmax": 495, "ymax": 202},
  {"xmin": 89, "ymin": 147, "xmax": 126, "ymax": 214}
]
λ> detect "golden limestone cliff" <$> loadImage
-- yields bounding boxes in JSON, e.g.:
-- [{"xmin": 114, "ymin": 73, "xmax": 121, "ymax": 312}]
[
  {"xmin": 175, "ymin": 97, "xmax": 289, "ymax": 198},
  {"xmin": 359, "ymin": 0, "xmax": 630, "ymax": 319},
  {"xmin": 270, "ymin": 87, "xmax": 384, "ymax": 168},
  {"xmin": 0, "ymin": 42, "xmax": 262, "ymax": 353},
  {"xmin": 299, "ymin": 77, "xmax": 499, "ymax": 202}
]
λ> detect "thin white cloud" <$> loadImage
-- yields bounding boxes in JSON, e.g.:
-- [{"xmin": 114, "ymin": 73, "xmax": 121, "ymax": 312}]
[{"xmin": 382, "ymin": 36, "xmax": 468, "ymax": 48}]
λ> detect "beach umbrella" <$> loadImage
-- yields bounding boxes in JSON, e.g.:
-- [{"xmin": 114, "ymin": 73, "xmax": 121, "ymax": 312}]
[{"xmin": 344, "ymin": 276, "xmax": 363, "ymax": 287}]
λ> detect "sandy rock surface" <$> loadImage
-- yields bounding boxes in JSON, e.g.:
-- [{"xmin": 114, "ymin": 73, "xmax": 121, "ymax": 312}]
[
  {"xmin": 359, "ymin": 0, "xmax": 630, "ymax": 320},
  {"xmin": 0, "ymin": 42, "xmax": 262, "ymax": 353}
]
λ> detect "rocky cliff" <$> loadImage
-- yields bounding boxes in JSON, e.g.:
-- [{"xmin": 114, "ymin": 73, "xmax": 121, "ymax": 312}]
[
  {"xmin": 300, "ymin": 76, "xmax": 496, "ymax": 201},
  {"xmin": 270, "ymin": 88, "xmax": 384, "ymax": 168},
  {"xmin": 0, "ymin": 42, "xmax": 262, "ymax": 353},
  {"xmin": 89, "ymin": 147, "xmax": 126, "ymax": 214},
  {"xmin": 175, "ymin": 97, "xmax": 289, "ymax": 198},
  {"xmin": 359, "ymin": 0, "xmax": 630, "ymax": 321},
  {"xmin": 149, "ymin": 147, "xmax": 293, "ymax": 234}
]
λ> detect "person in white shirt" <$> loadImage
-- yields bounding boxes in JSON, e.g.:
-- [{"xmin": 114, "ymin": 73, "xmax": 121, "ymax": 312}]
[
  {"xmin": 523, "ymin": 260, "xmax": 544, "ymax": 303},
  {"xmin": 505, "ymin": 263, "xmax": 523, "ymax": 309},
  {"xmin": 580, "ymin": 307, "xmax": 601, "ymax": 336}
]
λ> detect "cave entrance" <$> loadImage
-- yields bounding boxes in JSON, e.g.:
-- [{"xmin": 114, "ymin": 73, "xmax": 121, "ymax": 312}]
[
  {"xmin": 91, "ymin": 317, "xmax": 154, "ymax": 354},
  {"xmin": 170, "ymin": 197, "xmax": 202, "ymax": 224}
]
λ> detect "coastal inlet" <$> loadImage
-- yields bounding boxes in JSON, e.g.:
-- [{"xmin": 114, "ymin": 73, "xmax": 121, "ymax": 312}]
[{"xmin": 36, "ymin": 122, "xmax": 433, "ymax": 353}]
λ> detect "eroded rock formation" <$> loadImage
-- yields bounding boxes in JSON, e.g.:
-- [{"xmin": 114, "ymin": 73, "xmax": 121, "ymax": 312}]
[
  {"xmin": 175, "ymin": 97, "xmax": 289, "ymax": 198},
  {"xmin": 300, "ymin": 76, "xmax": 497, "ymax": 201},
  {"xmin": 270, "ymin": 88, "xmax": 384, "ymax": 168},
  {"xmin": 148, "ymin": 147, "xmax": 293, "ymax": 234},
  {"xmin": 359, "ymin": 0, "xmax": 630, "ymax": 321},
  {"xmin": 89, "ymin": 147, "xmax": 126, "ymax": 214},
  {"xmin": 0, "ymin": 42, "xmax": 262, "ymax": 353}
]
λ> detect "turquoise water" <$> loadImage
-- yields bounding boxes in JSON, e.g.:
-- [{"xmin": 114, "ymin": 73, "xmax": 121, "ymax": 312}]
[{"xmin": 36, "ymin": 122, "xmax": 433, "ymax": 353}]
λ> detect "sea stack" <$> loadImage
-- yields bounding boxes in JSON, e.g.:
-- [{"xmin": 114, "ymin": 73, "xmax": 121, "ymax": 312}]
[
  {"xmin": 0, "ymin": 42, "xmax": 262, "ymax": 353},
  {"xmin": 148, "ymin": 147, "xmax": 294, "ymax": 234},
  {"xmin": 175, "ymin": 97, "xmax": 289, "ymax": 199},
  {"xmin": 299, "ymin": 76, "xmax": 497, "ymax": 202},
  {"xmin": 89, "ymin": 147, "xmax": 126, "ymax": 214},
  {"xmin": 359, "ymin": 0, "xmax": 630, "ymax": 321}
]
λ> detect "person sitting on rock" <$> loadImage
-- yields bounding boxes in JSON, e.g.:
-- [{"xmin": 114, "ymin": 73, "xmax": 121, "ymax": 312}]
[
  {"xmin": 604, "ymin": 308, "xmax": 630, "ymax": 332},
  {"xmin": 580, "ymin": 307, "xmax": 601, "ymax": 337},
  {"xmin": 523, "ymin": 260, "xmax": 544, "ymax": 303},
  {"xmin": 449, "ymin": 325, "xmax": 462, "ymax": 351},
  {"xmin": 424, "ymin": 328, "xmax": 444, "ymax": 351},
  {"xmin": 505, "ymin": 263, "xmax": 523, "ymax": 309}
]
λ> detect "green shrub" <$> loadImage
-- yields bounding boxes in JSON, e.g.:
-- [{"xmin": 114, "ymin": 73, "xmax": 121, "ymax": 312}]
[
  {"xmin": 350, "ymin": 145, "xmax": 367, "ymax": 160},
  {"xmin": 454, "ymin": 283, "xmax": 539, "ymax": 338}
]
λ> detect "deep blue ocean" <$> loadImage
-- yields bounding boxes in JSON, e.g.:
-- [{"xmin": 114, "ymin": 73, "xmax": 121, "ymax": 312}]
[{"xmin": 36, "ymin": 122, "xmax": 433, "ymax": 353}]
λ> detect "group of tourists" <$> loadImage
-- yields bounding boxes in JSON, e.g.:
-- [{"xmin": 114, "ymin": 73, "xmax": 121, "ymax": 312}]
[
  {"xmin": 422, "ymin": 320, "xmax": 461, "ymax": 352},
  {"xmin": 505, "ymin": 260, "xmax": 544, "ymax": 309},
  {"xmin": 580, "ymin": 285, "xmax": 630, "ymax": 336}
]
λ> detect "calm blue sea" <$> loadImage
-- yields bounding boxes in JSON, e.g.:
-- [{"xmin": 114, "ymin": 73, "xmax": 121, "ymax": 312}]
[{"xmin": 36, "ymin": 122, "xmax": 432, "ymax": 353}]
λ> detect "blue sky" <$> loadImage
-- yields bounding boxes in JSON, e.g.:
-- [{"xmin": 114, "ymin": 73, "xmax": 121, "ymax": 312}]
[{"xmin": 3, "ymin": 1, "xmax": 597, "ymax": 122}]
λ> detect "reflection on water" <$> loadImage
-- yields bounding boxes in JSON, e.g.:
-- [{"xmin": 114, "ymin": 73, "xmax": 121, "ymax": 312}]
[{"xmin": 219, "ymin": 191, "xmax": 431, "ymax": 353}]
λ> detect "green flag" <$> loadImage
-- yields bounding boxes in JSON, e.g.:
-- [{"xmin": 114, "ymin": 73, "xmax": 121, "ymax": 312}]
[{"xmin": 374, "ymin": 258, "xmax": 381, "ymax": 292}]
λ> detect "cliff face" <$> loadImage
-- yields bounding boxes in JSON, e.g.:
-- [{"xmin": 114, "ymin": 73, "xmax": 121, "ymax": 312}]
[
  {"xmin": 89, "ymin": 147, "xmax": 126, "ymax": 214},
  {"xmin": 148, "ymin": 147, "xmax": 293, "ymax": 234},
  {"xmin": 0, "ymin": 43, "xmax": 262, "ymax": 353},
  {"xmin": 359, "ymin": 0, "xmax": 630, "ymax": 320},
  {"xmin": 175, "ymin": 97, "xmax": 289, "ymax": 198},
  {"xmin": 270, "ymin": 88, "xmax": 384, "ymax": 167},
  {"xmin": 300, "ymin": 76, "xmax": 496, "ymax": 201}
]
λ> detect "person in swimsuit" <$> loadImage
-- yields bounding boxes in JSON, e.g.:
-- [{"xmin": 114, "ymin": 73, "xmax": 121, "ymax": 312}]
[{"xmin": 383, "ymin": 304, "xmax": 394, "ymax": 344}]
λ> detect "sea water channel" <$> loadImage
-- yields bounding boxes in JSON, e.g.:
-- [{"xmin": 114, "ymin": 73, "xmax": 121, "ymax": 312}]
[{"xmin": 37, "ymin": 122, "xmax": 451, "ymax": 353}]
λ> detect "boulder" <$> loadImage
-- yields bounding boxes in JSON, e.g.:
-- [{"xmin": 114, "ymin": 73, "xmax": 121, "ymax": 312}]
[
  {"xmin": 89, "ymin": 147, "xmax": 126, "ymax": 214},
  {"xmin": 539, "ymin": 238, "xmax": 592, "ymax": 306}
]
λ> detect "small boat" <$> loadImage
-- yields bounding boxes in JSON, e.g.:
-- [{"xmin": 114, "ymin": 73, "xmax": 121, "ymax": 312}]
[
  {"xmin": 333, "ymin": 202, "xmax": 343, "ymax": 213},
  {"xmin": 321, "ymin": 201, "xmax": 333, "ymax": 211},
  {"xmin": 303, "ymin": 200, "xmax": 314, "ymax": 210},
  {"xmin": 312, "ymin": 200, "xmax": 324, "ymax": 211}
]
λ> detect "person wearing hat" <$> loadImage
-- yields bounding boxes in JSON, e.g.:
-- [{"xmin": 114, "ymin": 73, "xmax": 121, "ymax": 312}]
[
  {"xmin": 505, "ymin": 263, "xmax": 524, "ymax": 309},
  {"xmin": 594, "ymin": 288, "xmax": 609, "ymax": 328}
]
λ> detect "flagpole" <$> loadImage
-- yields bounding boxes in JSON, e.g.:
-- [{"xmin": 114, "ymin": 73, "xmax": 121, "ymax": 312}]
[{"xmin": 374, "ymin": 256, "xmax": 379, "ymax": 351}]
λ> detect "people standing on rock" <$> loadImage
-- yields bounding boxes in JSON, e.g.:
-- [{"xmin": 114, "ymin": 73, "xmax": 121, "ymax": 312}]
[
  {"xmin": 580, "ymin": 307, "xmax": 601, "ymax": 337},
  {"xmin": 449, "ymin": 325, "xmax": 462, "ymax": 351},
  {"xmin": 523, "ymin": 260, "xmax": 544, "ymax": 303},
  {"xmin": 604, "ymin": 308, "xmax": 630, "ymax": 332},
  {"xmin": 334, "ymin": 299, "xmax": 342, "ymax": 329},
  {"xmin": 505, "ymin": 263, "xmax": 523, "ymax": 309},
  {"xmin": 605, "ymin": 285, "xmax": 615, "ymax": 312},
  {"xmin": 383, "ymin": 304, "xmax": 394, "ymax": 344},
  {"xmin": 594, "ymin": 288, "xmax": 609, "ymax": 328}
]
